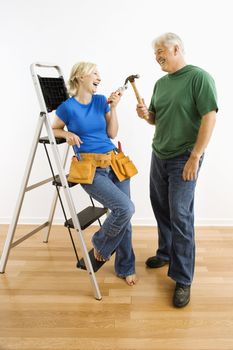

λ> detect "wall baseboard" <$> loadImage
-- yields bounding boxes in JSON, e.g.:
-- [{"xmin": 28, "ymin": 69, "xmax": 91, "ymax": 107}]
[
  {"xmin": 1, "ymin": 217, "xmax": 233, "ymax": 227},
  {"xmin": 132, "ymin": 218, "xmax": 233, "ymax": 227}
]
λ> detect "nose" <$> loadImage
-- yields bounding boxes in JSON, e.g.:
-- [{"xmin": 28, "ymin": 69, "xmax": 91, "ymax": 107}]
[{"xmin": 155, "ymin": 54, "xmax": 160, "ymax": 62}]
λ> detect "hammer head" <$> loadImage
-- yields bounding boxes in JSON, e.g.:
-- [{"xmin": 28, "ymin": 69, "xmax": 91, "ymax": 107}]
[{"xmin": 124, "ymin": 74, "xmax": 140, "ymax": 86}]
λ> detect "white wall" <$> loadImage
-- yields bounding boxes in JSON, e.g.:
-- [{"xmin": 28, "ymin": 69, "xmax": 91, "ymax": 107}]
[{"xmin": 0, "ymin": 0, "xmax": 232, "ymax": 226}]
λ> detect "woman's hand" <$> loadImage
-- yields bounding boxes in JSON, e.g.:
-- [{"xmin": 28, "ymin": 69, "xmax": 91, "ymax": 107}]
[
  {"xmin": 65, "ymin": 132, "xmax": 83, "ymax": 147},
  {"xmin": 107, "ymin": 91, "xmax": 122, "ymax": 108}
]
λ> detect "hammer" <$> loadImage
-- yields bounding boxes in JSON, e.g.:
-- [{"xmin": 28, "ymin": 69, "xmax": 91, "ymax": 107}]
[
  {"xmin": 124, "ymin": 74, "xmax": 149, "ymax": 120},
  {"xmin": 107, "ymin": 82, "xmax": 128, "ymax": 104}
]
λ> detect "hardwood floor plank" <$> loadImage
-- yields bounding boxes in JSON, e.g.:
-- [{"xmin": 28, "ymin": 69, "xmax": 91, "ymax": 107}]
[{"xmin": 0, "ymin": 224, "xmax": 233, "ymax": 350}]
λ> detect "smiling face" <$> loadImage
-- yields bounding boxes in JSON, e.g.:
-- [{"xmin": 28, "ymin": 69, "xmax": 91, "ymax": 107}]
[
  {"xmin": 154, "ymin": 44, "xmax": 178, "ymax": 73},
  {"xmin": 81, "ymin": 68, "xmax": 101, "ymax": 94},
  {"xmin": 154, "ymin": 43, "xmax": 186, "ymax": 74}
]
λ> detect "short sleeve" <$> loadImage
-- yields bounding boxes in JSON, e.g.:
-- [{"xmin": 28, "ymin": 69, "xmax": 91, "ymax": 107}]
[
  {"xmin": 103, "ymin": 95, "xmax": 110, "ymax": 114},
  {"xmin": 56, "ymin": 101, "xmax": 69, "ymax": 125},
  {"xmin": 193, "ymin": 70, "xmax": 218, "ymax": 116},
  {"xmin": 148, "ymin": 83, "xmax": 157, "ymax": 114}
]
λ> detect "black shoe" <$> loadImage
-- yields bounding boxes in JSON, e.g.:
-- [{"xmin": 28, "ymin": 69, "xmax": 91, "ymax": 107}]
[
  {"xmin": 173, "ymin": 283, "xmax": 191, "ymax": 308},
  {"xmin": 145, "ymin": 256, "xmax": 168, "ymax": 268}
]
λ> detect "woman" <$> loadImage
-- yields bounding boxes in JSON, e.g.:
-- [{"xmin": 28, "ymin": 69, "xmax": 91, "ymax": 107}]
[{"xmin": 52, "ymin": 62, "xmax": 137, "ymax": 285}]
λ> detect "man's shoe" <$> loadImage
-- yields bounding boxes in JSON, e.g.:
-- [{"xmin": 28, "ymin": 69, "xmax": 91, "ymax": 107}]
[
  {"xmin": 173, "ymin": 283, "xmax": 191, "ymax": 308},
  {"xmin": 145, "ymin": 256, "xmax": 168, "ymax": 268}
]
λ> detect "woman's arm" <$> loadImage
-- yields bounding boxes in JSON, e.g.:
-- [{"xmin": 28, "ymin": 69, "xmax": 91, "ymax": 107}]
[
  {"xmin": 105, "ymin": 92, "xmax": 121, "ymax": 139},
  {"xmin": 52, "ymin": 115, "xmax": 83, "ymax": 147}
]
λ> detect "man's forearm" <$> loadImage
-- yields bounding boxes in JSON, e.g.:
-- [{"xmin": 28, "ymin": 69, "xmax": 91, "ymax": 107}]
[
  {"xmin": 146, "ymin": 111, "xmax": 156, "ymax": 125},
  {"xmin": 191, "ymin": 111, "xmax": 216, "ymax": 159}
]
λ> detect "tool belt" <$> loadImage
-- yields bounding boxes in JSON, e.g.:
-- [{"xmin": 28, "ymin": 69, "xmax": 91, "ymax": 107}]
[
  {"xmin": 110, "ymin": 151, "xmax": 138, "ymax": 182},
  {"xmin": 68, "ymin": 150, "xmax": 138, "ymax": 184}
]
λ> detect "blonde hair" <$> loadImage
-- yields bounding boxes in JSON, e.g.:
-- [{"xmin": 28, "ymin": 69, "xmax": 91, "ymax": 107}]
[
  {"xmin": 152, "ymin": 32, "xmax": 185, "ymax": 54},
  {"xmin": 68, "ymin": 61, "xmax": 97, "ymax": 96}
]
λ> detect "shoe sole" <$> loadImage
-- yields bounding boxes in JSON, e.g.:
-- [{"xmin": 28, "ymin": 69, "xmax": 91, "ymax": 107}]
[
  {"xmin": 173, "ymin": 297, "xmax": 190, "ymax": 308},
  {"xmin": 145, "ymin": 261, "xmax": 168, "ymax": 268}
]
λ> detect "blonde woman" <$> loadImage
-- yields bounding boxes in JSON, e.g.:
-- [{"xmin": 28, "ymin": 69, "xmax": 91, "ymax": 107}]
[{"xmin": 52, "ymin": 62, "xmax": 137, "ymax": 286}]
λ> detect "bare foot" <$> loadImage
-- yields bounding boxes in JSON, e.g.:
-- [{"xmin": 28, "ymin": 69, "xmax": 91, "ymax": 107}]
[
  {"xmin": 125, "ymin": 274, "xmax": 137, "ymax": 286},
  {"xmin": 93, "ymin": 249, "xmax": 106, "ymax": 262}
]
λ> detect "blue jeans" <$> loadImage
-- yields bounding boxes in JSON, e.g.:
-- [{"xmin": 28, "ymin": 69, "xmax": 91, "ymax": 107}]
[
  {"xmin": 150, "ymin": 151, "xmax": 203, "ymax": 285},
  {"xmin": 81, "ymin": 167, "xmax": 135, "ymax": 277}
]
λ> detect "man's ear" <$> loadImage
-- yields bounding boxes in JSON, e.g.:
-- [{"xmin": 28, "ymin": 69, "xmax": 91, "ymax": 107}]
[{"xmin": 174, "ymin": 45, "xmax": 180, "ymax": 55}]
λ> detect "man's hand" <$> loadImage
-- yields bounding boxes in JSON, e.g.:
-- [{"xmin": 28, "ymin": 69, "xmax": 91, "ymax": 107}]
[
  {"xmin": 182, "ymin": 154, "xmax": 200, "ymax": 181},
  {"xmin": 136, "ymin": 99, "xmax": 149, "ymax": 119}
]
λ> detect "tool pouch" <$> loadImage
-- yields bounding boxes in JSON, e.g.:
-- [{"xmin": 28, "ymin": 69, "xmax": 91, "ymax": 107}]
[
  {"xmin": 111, "ymin": 151, "xmax": 138, "ymax": 182},
  {"xmin": 67, "ymin": 156, "xmax": 96, "ymax": 184}
]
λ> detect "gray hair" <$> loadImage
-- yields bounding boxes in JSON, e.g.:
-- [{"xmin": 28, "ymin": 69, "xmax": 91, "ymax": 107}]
[{"xmin": 152, "ymin": 32, "xmax": 185, "ymax": 53}]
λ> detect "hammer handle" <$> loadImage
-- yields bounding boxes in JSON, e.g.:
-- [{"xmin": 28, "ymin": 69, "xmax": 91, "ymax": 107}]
[
  {"xmin": 130, "ymin": 81, "xmax": 143, "ymax": 104},
  {"xmin": 130, "ymin": 81, "xmax": 149, "ymax": 120}
]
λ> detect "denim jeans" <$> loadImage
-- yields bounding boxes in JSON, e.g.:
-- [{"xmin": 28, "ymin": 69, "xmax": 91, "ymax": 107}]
[
  {"xmin": 150, "ymin": 151, "xmax": 203, "ymax": 285},
  {"xmin": 81, "ymin": 167, "xmax": 135, "ymax": 277}
]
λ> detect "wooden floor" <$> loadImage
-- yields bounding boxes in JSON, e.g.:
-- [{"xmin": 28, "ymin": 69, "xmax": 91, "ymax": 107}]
[{"xmin": 0, "ymin": 224, "xmax": 233, "ymax": 350}]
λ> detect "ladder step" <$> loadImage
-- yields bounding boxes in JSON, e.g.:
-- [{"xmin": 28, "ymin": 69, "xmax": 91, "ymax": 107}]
[
  {"xmin": 65, "ymin": 206, "xmax": 108, "ymax": 230},
  {"xmin": 39, "ymin": 136, "xmax": 66, "ymax": 144},
  {"xmin": 52, "ymin": 174, "xmax": 78, "ymax": 187},
  {"xmin": 77, "ymin": 248, "xmax": 115, "ymax": 272}
]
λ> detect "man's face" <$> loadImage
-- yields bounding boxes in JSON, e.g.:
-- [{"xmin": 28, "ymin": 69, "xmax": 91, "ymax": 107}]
[{"xmin": 154, "ymin": 44, "xmax": 177, "ymax": 73}]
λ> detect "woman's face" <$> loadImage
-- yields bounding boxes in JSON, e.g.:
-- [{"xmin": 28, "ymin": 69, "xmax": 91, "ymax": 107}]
[{"xmin": 81, "ymin": 68, "xmax": 101, "ymax": 94}]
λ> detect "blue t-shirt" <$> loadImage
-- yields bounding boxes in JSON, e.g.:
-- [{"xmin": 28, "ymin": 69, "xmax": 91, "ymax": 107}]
[{"xmin": 56, "ymin": 95, "xmax": 116, "ymax": 154}]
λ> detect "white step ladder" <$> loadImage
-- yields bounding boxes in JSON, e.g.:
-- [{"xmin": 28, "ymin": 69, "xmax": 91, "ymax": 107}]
[{"xmin": 0, "ymin": 63, "xmax": 109, "ymax": 300}]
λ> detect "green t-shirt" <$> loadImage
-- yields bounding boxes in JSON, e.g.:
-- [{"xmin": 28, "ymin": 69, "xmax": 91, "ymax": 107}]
[{"xmin": 149, "ymin": 65, "xmax": 218, "ymax": 159}]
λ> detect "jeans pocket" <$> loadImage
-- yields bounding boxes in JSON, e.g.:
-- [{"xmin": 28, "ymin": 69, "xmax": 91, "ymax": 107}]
[{"xmin": 105, "ymin": 222, "xmax": 121, "ymax": 237}]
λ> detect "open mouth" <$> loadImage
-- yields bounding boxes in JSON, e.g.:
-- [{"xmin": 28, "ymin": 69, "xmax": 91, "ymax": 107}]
[
  {"xmin": 93, "ymin": 82, "xmax": 99, "ymax": 87},
  {"xmin": 159, "ymin": 58, "xmax": 166, "ymax": 66}
]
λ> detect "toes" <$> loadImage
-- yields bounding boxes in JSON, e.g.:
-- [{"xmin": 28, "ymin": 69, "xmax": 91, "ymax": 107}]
[
  {"xmin": 125, "ymin": 274, "xmax": 137, "ymax": 286},
  {"xmin": 94, "ymin": 249, "xmax": 106, "ymax": 262},
  {"xmin": 94, "ymin": 249, "xmax": 101, "ymax": 261}
]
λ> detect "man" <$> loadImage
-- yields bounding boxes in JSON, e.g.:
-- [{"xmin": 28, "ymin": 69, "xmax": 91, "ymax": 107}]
[{"xmin": 136, "ymin": 32, "xmax": 218, "ymax": 307}]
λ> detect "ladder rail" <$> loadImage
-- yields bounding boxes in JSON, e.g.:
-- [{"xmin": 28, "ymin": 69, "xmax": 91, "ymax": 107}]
[
  {"xmin": 26, "ymin": 176, "xmax": 54, "ymax": 191},
  {"xmin": 42, "ymin": 142, "xmax": 80, "ymax": 263},
  {"xmin": 11, "ymin": 222, "xmax": 49, "ymax": 248},
  {"xmin": 0, "ymin": 115, "xmax": 44, "ymax": 273},
  {"xmin": 43, "ymin": 142, "xmax": 70, "ymax": 243},
  {"xmin": 44, "ymin": 116, "xmax": 102, "ymax": 300}
]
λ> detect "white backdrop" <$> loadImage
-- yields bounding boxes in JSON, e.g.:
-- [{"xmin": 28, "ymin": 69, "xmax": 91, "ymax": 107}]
[{"xmin": 0, "ymin": 0, "xmax": 232, "ymax": 226}]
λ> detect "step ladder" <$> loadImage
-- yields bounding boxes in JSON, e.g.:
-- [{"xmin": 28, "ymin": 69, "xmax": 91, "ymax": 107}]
[{"xmin": 0, "ymin": 62, "xmax": 109, "ymax": 300}]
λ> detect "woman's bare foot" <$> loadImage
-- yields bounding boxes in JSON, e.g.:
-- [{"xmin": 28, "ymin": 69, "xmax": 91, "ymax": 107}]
[
  {"xmin": 93, "ymin": 249, "xmax": 106, "ymax": 262},
  {"xmin": 125, "ymin": 274, "xmax": 137, "ymax": 286}
]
